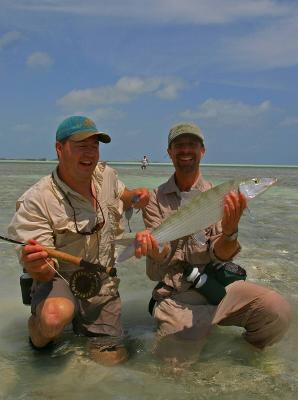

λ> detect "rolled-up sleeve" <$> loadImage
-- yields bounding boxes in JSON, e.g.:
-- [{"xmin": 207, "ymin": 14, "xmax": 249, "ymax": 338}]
[
  {"xmin": 7, "ymin": 187, "xmax": 56, "ymax": 268},
  {"xmin": 207, "ymin": 222, "xmax": 223, "ymax": 261},
  {"xmin": 142, "ymin": 189, "xmax": 163, "ymax": 230},
  {"xmin": 117, "ymin": 178, "xmax": 125, "ymax": 198}
]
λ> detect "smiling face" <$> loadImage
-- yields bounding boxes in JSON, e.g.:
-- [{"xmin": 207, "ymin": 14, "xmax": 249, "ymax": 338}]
[
  {"xmin": 167, "ymin": 134, "xmax": 205, "ymax": 174},
  {"xmin": 56, "ymin": 135, "xmax": 99, "ymax": 187}
]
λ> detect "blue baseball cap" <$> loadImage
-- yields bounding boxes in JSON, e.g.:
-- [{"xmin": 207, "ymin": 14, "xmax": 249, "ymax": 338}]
[{"xmin": 56, "ymin": 116, "xmax": 111, "ymax": 143}]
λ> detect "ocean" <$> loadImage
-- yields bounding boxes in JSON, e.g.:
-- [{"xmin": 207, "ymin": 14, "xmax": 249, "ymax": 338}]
[{"xmin": 0, "ymin": 161, "xmax": 297, "ymax": 400}]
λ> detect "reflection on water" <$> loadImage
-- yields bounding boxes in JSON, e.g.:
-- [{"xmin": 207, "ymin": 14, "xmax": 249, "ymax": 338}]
[{"xmin": 0, "ymin": 162, "xmax": 297, "ymax": 400}]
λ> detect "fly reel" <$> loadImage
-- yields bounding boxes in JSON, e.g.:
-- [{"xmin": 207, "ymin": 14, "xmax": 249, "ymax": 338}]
[{"xmin": 69, "ymin": 270, "xmax": 101, "ymax": 300}]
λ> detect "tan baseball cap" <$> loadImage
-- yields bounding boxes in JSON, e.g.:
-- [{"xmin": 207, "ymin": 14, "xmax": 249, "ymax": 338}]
[{"xmin": 168, "ymin": 122, "xmax": 204, "ymax": 147}]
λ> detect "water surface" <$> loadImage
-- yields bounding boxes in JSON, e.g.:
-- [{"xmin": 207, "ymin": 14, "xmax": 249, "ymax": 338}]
[{"xmin": 0, "ymin": 161, "xmax": 297, "ymax": 400}]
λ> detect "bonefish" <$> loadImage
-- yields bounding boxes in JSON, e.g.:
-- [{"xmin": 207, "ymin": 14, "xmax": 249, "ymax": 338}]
[{"xmin": 116, "ymin": 177, "xmax": 277, "ymax": 264}]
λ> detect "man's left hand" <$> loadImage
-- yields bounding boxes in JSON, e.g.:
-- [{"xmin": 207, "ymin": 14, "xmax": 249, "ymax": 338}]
[{"xmin": 221, "ymin": 191, "xmax": 247, "ymax": 236}]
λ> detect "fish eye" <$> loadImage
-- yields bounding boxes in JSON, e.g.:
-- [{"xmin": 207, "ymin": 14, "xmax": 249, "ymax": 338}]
[{"xmin": 252, "ymin": 178, "xmax": 259, "ymax": 183}]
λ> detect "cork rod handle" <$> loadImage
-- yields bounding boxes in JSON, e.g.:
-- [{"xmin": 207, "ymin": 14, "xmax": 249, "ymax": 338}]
[{"xmin": 43, "ymin": 247, "xmax": 82, "ymax": 266}]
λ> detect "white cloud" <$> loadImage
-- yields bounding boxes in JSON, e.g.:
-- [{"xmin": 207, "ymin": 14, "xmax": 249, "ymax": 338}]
[
  {"xmin": 57, "ymin": 76, "xmax": 186, "ymax": 108},
  {"xmin": 156, "ymin": 80, "xmax": 186, "ymax": 99},
  {"xmin": 280, "ymin": 116, "xmax": 298, "ymax": 127},
  {"xmin": 223, "ymin": 14, "xmax": 298, "ymax": 69},
  {"xmin": 0, "ymin": 31, "xmax": 22, "ymax": 49},
  {"xmin": 26, "ymin": 52, "xmax": 54, "ymax": 68},
  {"xmin": 9, "ymin": 0, "xmax": 290, "ymax": 24},
  {"xmin": 181, "ymin": 99, "xmax": 272, "ymax": 125}
]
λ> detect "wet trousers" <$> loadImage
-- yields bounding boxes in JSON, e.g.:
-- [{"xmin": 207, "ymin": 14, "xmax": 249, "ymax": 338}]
[{"xmin": 152, "ymin": 280, "xmax": 292, "ymax": 360}]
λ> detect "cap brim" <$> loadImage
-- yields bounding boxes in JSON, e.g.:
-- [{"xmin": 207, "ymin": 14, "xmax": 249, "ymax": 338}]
[
  {"xmin": 168, "ymin": 132, "xmax": 204, "ymax": 147},
  {"xmin": 70, "ymin": 130, "xmax": 111, "ymax": 143}
]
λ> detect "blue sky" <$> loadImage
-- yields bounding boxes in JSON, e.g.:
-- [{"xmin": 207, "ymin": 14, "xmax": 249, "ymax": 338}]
[{"xmin": 1, "ymin": 0, "xmax": 297, "ymax": 165}]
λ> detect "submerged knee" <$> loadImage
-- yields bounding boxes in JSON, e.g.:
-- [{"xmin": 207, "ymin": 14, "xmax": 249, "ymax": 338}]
[
  {"xmin": 244, "ymin": 290, "xmax": 292, "ymax": 349},
  {"xmin": 266, "ymin": 292, "xmax": 292, "ymax": 331},
  {"xmin": 259, "ymin": 292, "xmax": 291, "ymax": 348}
]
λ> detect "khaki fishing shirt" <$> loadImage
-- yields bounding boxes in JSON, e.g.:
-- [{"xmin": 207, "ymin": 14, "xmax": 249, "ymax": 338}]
[
  {"xmin": 8, "ymin": 162, "xmax": 125, "ymax": 278},
  {"xmin": 142, "ymin": 174, "xmax": 241, "ymax": 294}
]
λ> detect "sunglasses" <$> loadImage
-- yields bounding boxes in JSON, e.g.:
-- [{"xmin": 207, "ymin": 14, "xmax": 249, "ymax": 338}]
[{"xmin": 52, "ymin": 173, "xmax": 105, "ymax": 235}]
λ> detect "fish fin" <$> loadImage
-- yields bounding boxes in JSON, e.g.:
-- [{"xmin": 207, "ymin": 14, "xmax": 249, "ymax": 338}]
[
  {"xmin": 193, "ymin": 231, "xmax": 207, "ymax": 245},
  {"xmin": 115, "ymin": 243, "xmax": 135, "ymax": 264},
  {"xmin": 245, "ymin": 206, "xmax": 256, "ymax": 221},
  {"xmin": 114, "ymin": 234, "xmax": 135, "ymax": 246}
]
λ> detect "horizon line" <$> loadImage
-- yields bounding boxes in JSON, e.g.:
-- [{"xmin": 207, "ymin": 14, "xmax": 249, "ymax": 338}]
[{"xmin": 0, "ymin": 159, "xmax": 297, "ymax": 168}]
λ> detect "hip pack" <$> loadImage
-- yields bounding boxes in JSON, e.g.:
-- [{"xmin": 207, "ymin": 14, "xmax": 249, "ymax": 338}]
[{"xmin": 184, "ymin": 261, "xmax": 247, "ymax": 305}]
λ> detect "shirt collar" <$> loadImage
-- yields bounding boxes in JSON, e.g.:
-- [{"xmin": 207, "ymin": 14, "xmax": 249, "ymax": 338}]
[
  {"xmin": 51, "ymin": 167, "xmax": 98, "ymax": 201},
  {"xmin": 161, "ymin": 173, "xmax": 206, "ymax": 197}
]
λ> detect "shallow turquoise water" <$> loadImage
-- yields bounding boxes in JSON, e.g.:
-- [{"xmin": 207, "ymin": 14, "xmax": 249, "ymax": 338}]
[{"xmin": 0, "ymin": 161, "xmax": 297, "ymax": 400}]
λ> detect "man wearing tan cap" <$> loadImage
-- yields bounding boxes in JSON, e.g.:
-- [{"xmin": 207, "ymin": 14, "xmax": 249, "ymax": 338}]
[
  {"xmin": 8, "ymin": 115, "xmax": 149, "ymax": 365},
  {"xmin": 134, "ymin": 122, "xmax": 291, "ymax": 366}
]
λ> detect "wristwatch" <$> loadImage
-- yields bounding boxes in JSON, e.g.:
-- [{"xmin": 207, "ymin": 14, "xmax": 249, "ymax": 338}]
[{"xmin": 222, "ymin": 230, "xmax": 238, "ymax": 241}]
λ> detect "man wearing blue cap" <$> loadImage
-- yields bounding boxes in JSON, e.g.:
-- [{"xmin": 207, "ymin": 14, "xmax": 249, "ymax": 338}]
[{"xmin": 8, "ymin": 115, "xmax": 149, "ymax": 365}]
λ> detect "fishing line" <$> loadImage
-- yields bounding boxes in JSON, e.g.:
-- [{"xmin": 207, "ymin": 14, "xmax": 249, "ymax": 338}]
[
  {"xmin": 43, "ymin": 257, "xmax": 69, "ymax": 286},
  {"xmin": 0, "ymin": 234, "xmax": 100, "ymax": 299},
  {"xmin": 41, "ymin": 258, "xmax": 101, "ymax": 299},
  {"xmin": 35, "ymin": 257, "xmax": 102, "ymax": 299}
]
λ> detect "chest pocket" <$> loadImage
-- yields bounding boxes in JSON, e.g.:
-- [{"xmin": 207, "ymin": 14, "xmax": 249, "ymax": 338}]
[{"xmin": 51, "ymin": 205, "xmax": 97, "ymax": 251}]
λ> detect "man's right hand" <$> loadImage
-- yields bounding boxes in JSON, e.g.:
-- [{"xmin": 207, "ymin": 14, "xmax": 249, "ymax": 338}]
[
  {"xmin": 22, "ymin": 239, "xmax": 56, "ymax": 281},
  {"xmin": 134, "ymin": 230, "xmax": 170, "ymax": 262}
]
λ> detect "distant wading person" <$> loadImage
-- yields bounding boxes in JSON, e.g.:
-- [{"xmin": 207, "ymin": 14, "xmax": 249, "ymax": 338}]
[
  {"xmin": 134, "ymin": 122, "xmax": 291, "ymax": 366},
  {"xmin": 8, "ymin": 115, "xmax": 149, "ymax": 365},
  {"xmin": 141, "ymin": 155, "xmax": 149, "ymax": 170}
]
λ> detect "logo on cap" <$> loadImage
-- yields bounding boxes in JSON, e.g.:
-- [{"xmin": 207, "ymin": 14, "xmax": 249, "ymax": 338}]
[{"xmin": 82, "ymin": 118, "xmax": 95, "ymax": 129}]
